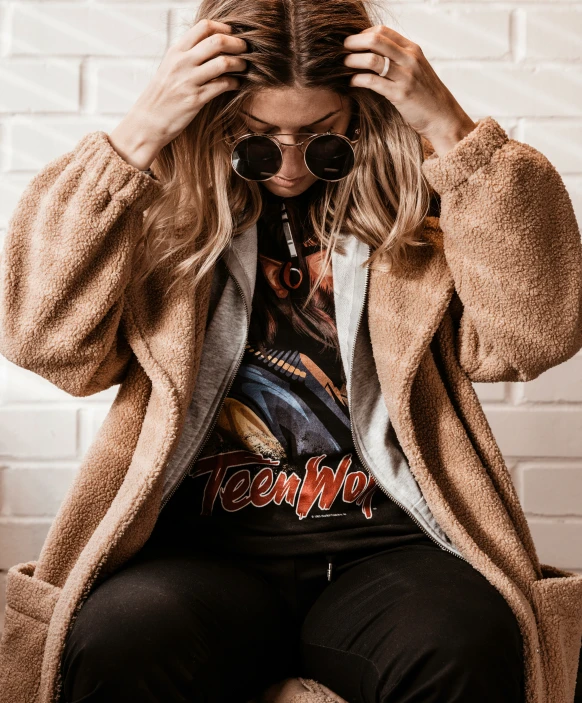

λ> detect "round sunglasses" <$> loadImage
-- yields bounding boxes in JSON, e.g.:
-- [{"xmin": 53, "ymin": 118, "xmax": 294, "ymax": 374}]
[{"xmin": 222, "ymin": 127, "xmax": 362, "ymax": 182}]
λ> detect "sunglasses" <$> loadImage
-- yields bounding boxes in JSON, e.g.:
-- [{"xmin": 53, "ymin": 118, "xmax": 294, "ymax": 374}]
[{"xmin": 222, "ymin": 127, "xmax": 362, "ymax": 182}]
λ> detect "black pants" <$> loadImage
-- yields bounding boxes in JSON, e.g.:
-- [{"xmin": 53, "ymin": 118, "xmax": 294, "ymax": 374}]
[{"xmin": 58, "ymin": 529, "xmax": 528, "ymax": 703}]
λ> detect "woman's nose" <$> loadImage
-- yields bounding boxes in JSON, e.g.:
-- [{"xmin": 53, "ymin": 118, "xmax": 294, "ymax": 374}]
[{"xmin": 280, "ymin": 145, "xmax": 308, "ymax": 174}]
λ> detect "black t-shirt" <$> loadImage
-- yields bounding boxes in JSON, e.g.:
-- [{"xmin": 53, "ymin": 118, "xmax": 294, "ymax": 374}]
[{"xmin": 154, "ymin": 183, "xmax": 428, "ymax": 557}]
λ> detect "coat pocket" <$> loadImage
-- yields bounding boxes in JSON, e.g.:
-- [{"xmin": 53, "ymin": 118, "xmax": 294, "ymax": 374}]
[
  {"xmin": 530, "ymin": 563, "xmax": 582, "ymax": 703},
  {"xmin": 0, "ymin": 560, "xmax": 62, "ymax": 703}
]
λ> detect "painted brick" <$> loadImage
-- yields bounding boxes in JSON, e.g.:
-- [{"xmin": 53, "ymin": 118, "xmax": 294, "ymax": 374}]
[
  {"xmin": 519, "ymin": 465, "xmax": 582, "ymax": 515},
  {"xmin": 2, "ymin": 357, "xmax": 119, "ymax": 404},
  {"xmin": 91, "ymin": 61, "xmax": 156, "ymax": 113},
  {"xmin": 7, "ymin": 118, "xmax": 118, "ymax": 171},
  {"xmin": 0, "ymin": 518, "xmax": 52, "ymax": 570},
  {"xmin": 2, "ymin": 359, "xmax": 77, "ymax": 403},
  {"xmin": 9, "ymin": 5, "xmax": 168, "ymax": 57},
  {"xmin": 0, "ymin": 60, "xmax": 79, "ymax": 113},
  {"xmin": 522, "ymin": 356, "xmax": 582, "ymax": 402},
  {"xmin": 0, "ymin": 6, "xmax": 5, "ymax": 56},
  {"xmin": 562, "ymin": 176, "xmax": 582, "ymax": 227},
  {"xmin": 430, "ymin": 65, "xmax": 582, "ymax": 117},
  {"xmin": 521, "ymin": 120, "xmax": 582, "ymax": 174},
  {"xmin": 0, "ymin": 466, "xmax": 77, "ymax": 517},
  {"xmin": 474, "ymin": 382, "xmax": 506, "ymax": 402},
  {"xmin": 392, "ymin": 8, "xmax": 510, "ymax": 59},
  {"xmin": 0, "ymin": 122, "xmax": 5, "ymax": 173},
  {"xmin": 525, "ymin": 10, "xmax": 582, "ymax": 60},
  {"xmin": 485, "ymin": 407, "xmax": 582, "ymax": 458},
  {"xmin": 527, "ymin": 519, "xmax": 582, "ymax": 570},
  {"xmin": 0, "ymin": 407, "xmax": 78, "ymax": 459}
]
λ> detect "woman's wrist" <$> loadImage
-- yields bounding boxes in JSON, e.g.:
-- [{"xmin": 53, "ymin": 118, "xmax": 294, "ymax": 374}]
[{"xmin": 108, "ymin": 117, "xmax": 164, "ymax": 172}]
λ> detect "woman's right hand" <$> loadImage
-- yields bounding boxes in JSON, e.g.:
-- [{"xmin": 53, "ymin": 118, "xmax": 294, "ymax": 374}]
[{"xmin": 109, "ymin": 19, "xmax": 248, "ymax": 170}]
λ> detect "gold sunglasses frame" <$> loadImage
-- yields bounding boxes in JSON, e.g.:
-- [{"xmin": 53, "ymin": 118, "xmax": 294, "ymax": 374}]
[{"xmin": 222, "ymin": 127, "xmax": 362, "ymax": 183}]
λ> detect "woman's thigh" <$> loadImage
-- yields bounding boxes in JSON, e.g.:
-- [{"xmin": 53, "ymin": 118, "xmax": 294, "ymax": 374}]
[
  {"xmin": 299, "ymin": 543, "xmax": 525, "ymax": 703},
  {"xmin": 59, "ymin": 542, "xmax": 296, "ymax": 703}
]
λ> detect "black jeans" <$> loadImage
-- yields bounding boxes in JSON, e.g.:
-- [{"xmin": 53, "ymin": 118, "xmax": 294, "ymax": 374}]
[{"xmin": 59, "ymin": 534, "xmax": 526, "ymax": 703}]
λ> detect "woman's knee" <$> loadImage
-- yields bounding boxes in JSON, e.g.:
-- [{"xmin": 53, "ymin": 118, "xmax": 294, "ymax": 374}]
[
  {"xmin": 60, "ymin": 567, "xmax": 215, "ymax": 702},
  {"xmin": 373, "ymin": 575, "xmax": 525, "ymax": 702},
  {"xmin": 409, "ymin": 597, "xmax": 522, "ymax": 671}
]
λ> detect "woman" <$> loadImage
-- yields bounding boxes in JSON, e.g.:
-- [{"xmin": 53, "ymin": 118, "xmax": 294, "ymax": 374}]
[{"xmin": 0, "ymin": 0, "xmax": 581, "ymax": 702}]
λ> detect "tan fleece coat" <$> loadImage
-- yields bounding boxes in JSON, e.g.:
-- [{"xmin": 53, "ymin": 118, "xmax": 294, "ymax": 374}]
[{"xmin": 0, "ymin": 115, "xmax": 581, "ymax": 703}]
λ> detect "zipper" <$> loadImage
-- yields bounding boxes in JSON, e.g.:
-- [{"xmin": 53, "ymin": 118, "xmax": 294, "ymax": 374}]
[
  {"xmin": 159, "ymin": 263, "xmax": 250, "ymax": 513},
  {"xmin": 348, "ymin": 245, "xmax": 467, "ymax": 563}
]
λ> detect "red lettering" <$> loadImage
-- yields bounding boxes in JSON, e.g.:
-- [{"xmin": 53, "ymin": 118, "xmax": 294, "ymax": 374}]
[
  {"xmin": 192, "ymin": 457, "xmax": 229, "ymax": 516},
  {"xmin": 192, "ymin": 450, "xmax": 277, "ymax": 515},
  {"xmin": 265, "ymin": 471, "xmax": 301, "ymax": 507},
  {"xmin": 343, "ymin": 471, "xmax": 369, "ymax": 502},
  {"xmin": 296, "ymin": 454, "xmax": 352, "ymax": 518},
  {"xmin": 250, "ymin": 468, "xmax": 275, "ymax": 507},
  {"xmin": 356, "ymin": 476, "xmax": 378, "ymax": 519},
  {"xmin": 221, "ymin": 469, "xmax": 252, "ymax": 511},
  {"xmin": 191, "ymin": 449, "xmax": 377, "ymax": 519}
]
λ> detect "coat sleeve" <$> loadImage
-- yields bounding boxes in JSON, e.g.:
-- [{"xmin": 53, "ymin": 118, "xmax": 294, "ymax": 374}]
[
  {"xmin": 422, "ymin": 116, "xmax": 582, "ymax": 383},
  {"xmin": 0, "ymin": 131, "xmax": 163, "ymax": 397}
]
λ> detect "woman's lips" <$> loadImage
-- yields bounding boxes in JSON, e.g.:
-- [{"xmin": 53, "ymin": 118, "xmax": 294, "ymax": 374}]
[{"xmin": 272, "ymin": 174, "xmax": 307, "ymax": 187}]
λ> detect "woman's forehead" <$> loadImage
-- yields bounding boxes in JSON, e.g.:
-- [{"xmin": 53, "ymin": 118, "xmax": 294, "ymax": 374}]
[{"xmin": 242, "ymin": 87, "xmax": 349, "ymax": 127}]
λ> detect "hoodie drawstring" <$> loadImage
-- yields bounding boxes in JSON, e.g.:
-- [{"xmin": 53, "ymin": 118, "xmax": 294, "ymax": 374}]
[{"xmin": 325, "ymin": 556, "xmax": 334, "ymax": 582}]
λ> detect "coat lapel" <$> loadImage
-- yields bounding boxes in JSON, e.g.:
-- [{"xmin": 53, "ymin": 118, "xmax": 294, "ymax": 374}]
[
  {"xmin": 125, "ymin": 230, "xmax": 215, "ymax": 415},
  {"xmin": 367, "ymin": 220, "xmax": 454, "ymax": 416}
]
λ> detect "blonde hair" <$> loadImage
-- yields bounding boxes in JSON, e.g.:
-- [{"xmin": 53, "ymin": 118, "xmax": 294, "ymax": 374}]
[{"xmin": 132, "ymin": 0, "xmax": 434, "ymax": 303}]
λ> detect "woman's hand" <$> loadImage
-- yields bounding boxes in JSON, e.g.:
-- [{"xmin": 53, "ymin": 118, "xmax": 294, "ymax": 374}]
[
  {"xmin": 343, "ymin": 25, "xmax": 476, "ymax": 156},
  {"xmin": 109, "ymin": 19, "xmax": 247, "ymax": 170}
]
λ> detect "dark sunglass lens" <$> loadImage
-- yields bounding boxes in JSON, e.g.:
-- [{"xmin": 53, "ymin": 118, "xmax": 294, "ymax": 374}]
[
  {"xmin": 231, "ymin": 136, "xmax": 282, "ymax": 181},
  {"xmin": 305, "ymin": 135, "xmax": 355, "ymax": 180}
]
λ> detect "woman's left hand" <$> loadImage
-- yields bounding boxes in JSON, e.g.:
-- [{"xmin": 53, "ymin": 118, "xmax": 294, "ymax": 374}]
[{"xmin": 343, "ymin": 25, "xmax": 476, "ymax": 155}]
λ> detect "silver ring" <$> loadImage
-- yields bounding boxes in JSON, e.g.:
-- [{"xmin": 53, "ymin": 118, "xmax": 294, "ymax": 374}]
[{"xmin": 378, "ymin": 55, "xmax": 390, "ymax": 78}]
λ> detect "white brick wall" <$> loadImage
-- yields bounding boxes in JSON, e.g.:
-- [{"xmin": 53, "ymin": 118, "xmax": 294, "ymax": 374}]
[{"xmin": 0, "ymin": 0, "xmax": 581, "ymax": 633}]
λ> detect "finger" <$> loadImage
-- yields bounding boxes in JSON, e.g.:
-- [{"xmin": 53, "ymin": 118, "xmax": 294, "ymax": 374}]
[
  {"xmin": 187, "ymin": 31, "xmax": 248, "ymax": 67},
  {"xmin": 173, "ymin": 18, "xmax": 234, "ymax": 52},
  {"xmin": 344, "ymin": 51, "xmax": 401, "ymax": 81},
  {"xmin": 193, "ymin": 53, "xmax": 248, "ymax": 86},
  {"xmin": 198, "ymin": 74, "xmax": 240, "ymax": 102},
  {"xmin": 344, "ymin": 27, "xmax": 409, "ymax": 59},
  {"xmin": 349, "ymin": 71, "xmax": 397, "ymax": 100}
]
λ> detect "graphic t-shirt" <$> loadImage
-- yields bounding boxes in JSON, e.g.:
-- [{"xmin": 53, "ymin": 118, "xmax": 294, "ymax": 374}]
[{"xmin": 155, "ymin": 183, "xmax": 429, "ymax": 557}]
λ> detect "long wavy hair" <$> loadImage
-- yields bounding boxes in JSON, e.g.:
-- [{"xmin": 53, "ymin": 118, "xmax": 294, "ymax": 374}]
[{"xmin": 132, "ymin": 0, "xmax": 434, "ymax": 303}]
